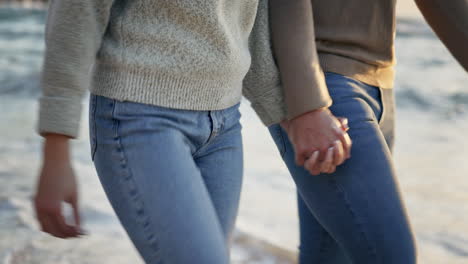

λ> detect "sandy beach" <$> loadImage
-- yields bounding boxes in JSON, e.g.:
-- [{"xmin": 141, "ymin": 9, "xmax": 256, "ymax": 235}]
[{"xmin": 1, "ymin": 2, "xmax": 468, "ymax": 263}]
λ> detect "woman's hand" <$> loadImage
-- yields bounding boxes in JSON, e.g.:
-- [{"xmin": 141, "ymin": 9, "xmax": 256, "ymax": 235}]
[
  {"xmin": 281, "ymin": 108, "xmax": 352, "ymax": 176},
  {"xmin": 34, "ymin": 134, "xmax": 83, "ymax": 238}
]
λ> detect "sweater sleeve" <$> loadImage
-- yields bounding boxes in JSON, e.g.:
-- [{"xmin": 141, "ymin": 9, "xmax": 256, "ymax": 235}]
[
  {"xmin": 37, "ymin": 0, "xmax": 115, "ymax": 138},
  {"xmin": 415, "ymin": 0, "xmax": 468, "ymax": 72},
  {"xmin": 269, "ymin": 0, "xmax": 332, "ymax": 120},
  {"xmin": 243, "ymin": 0, "xmax": 287, "ymax": 126}
]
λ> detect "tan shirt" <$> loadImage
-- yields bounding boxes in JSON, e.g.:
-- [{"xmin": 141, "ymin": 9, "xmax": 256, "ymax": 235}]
[{"xmin": 269, "ymin": 0, "xmax": 468, "ymax": 119}]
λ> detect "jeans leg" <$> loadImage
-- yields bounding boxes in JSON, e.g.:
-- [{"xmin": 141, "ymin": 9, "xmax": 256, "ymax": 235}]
[
  {"xmin": 269, "ymin": 123, "xmax": 350, "ymax": 264},
  {"xmin": 194, "ymin": 106, "xmax": 244, "ymax": 242},
  {"xmin": 91, "ymin": 95, "xmax": 229, "ymax": 264},
  {"xmin": 297, "ymin": 192, "xmax": 351, "ymax": 264},
  {"xmin": 269, "ymin": 74, "xmax": 416, "ymax": 264},
  {"xmin": 294, "ymin": 82, "xmax": 397, "ymax": 264}
]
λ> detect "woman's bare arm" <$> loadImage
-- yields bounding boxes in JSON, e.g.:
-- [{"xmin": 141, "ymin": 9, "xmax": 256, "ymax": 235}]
[{"xmin": 35, "ymin": 0, "xmax": 115, "ymax": 239}]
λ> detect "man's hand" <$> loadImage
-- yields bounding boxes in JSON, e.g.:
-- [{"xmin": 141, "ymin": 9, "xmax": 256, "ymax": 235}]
[{"xmin": 281, "ymin": 108, "xmax": 352, "ymax": 175}]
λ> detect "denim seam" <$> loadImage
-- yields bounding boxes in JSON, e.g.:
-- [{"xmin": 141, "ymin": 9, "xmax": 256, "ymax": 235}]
[
  {"xmin": 277, "ymin": 126, "xmax": 287, "ymax": 157},
  {"xmin": 377, "ymin": 87, "xmax": 386, "ymax": 126},
  {"xmin": 194, "ymin": 111, "xmax": 219, "ymax": 157},
  {"xmin": 208, "ymin": 111, "xmax": 220, "ymax": 140},
  {"xmin": 330, "ymin": 177, "xmax": 379, "ymax": 262},
  {"xmin": 90, "ymin": 94, "xmax": 98, "ymax": 161},
  {"xmin": 111, "ymin": 100, "xmax": 163, "ymax": 263},
  {"xmin": 316, "ymin": 228, "xmax": 332, "ymax": 263}
]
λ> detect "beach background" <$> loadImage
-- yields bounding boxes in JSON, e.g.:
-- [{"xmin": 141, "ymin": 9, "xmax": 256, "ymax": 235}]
[{"xmin": 1, "ymin": 1, "xmax": 467, "ymax": 263}]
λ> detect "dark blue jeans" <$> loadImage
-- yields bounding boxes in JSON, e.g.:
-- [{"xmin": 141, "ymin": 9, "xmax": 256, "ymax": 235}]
[{"xmin": 269, "ymin": 73, "xmax": 416, "ymax": 263}]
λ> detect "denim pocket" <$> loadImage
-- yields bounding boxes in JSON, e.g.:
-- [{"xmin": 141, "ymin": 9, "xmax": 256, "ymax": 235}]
[
  {"xmin": 89, "ymin": 94, "xmax": 98, "ymax": 161},
  {"xmin": 377, "ymin": 88, "xmax": 396, "ymax": 151},
  {"xmin": 377, "ymin": 88, "xmax": 395, "ymax": 125},
  {"xmin": 377, "ymin": 87, "xmax": 385, "ymax": 125}
]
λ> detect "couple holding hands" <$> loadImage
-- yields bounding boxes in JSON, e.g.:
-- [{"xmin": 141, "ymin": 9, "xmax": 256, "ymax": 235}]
[{"xmin": 34, "ymin": 0, "xmax": 467, "ymax": 263}]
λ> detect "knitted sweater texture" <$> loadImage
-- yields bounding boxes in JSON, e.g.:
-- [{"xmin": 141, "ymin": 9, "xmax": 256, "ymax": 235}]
[{"xmin": 38, "ymin": 0, "xmax": 282, "ymax": 138}]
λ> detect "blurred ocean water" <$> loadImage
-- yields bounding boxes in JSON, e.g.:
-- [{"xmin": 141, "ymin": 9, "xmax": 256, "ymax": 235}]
[{"xmin": 1, "ymin": 6, "xmax": 467, "ymax": 264}]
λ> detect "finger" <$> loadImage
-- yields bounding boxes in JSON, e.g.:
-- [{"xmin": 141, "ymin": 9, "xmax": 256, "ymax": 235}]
[
  {"xmin": 325, "ymin": 156, "xmax": 337, "ymax": 173},
  {"xmin": 319, "ymin": 147, "xmax": 334, "ymax": 173},
  {"xmin": 333, "ymin": 140, "xmax": 345, "ymax": 166},
  {"xmin": 35, "ymin": 200, "xmax": 65, "ymax": 238},
  {"xmin": 69, "ymin": 198, "xmax": 87, "ymax": 236},
  {"xmin": 311, "ymin": 161, "xmax": 322, "ymax": 176},
  {"xmin": 304, "ymin": 151, "xmax": 319, "ymax": 171},
  {"xmin": 36, "ymin": 210, "xmax": 49, "ymax": 232},
  {"xmin": 309, "ymin": 149, "xmax": 324, "ymax": 175},
  {"xmin": 295, "ymin": 145, "xmax": 307, "ymax": 166},
  {"xmin": 337, "ymin": 131, "xmax": 352, "ymax": 159},
  {"xmin": 39, "ymin": 213, "xmax": 67, "ymax": 238},
  {"xmin": 343, "ymin": 132, "xmax": 352, "ymax": 158},
  {"xmin": 324, "ymin": 147, "xmax": 335, "ymax": 173},
  {"xmin": 337, "ymin": 117, "xmax": 349, "ymax": 131},
  {"xmin": 48, "ymin": 210, "xmax": 79, "ymax": 238},
  {"xmin": 333, "ymin": 126, "xmax": 349, "ymax": 159},
  {"xmin": 299, "ymin": 142, "xmax": 316, "ymax": 166},
  {"xmin": 304, "ymin": 158, "xmax": 312, "ymax": 172},
  {"xmin": 325, "ymin": 165, "xmax": 336, "ymax": 174},
  {"xmin": 305, "ymin": 151, "xmax": 319, "ymax": 175}
]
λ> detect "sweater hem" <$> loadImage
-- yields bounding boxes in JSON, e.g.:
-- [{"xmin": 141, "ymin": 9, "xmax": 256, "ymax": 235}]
[{"xmin": 90, "ymin": 63, "xmax": 243, "ymax": 111}]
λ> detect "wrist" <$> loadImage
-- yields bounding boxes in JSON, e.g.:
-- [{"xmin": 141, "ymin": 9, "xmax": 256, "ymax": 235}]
[
  {"xmin": 290, "ymin": 107, "xmax": 330, "ymax": 122},
  {"xmin": 43, "ymin": 133, "xmax": 72, "ymax": 141},
  {"xmin": 43, "ymin": 134, "xmax": 71, "ymax": 161}
]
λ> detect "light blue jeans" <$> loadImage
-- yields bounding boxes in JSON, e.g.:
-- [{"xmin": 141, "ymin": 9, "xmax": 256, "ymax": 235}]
[
  {"xmin": 89, "ymin": 94, "xmax": 243, "ymax": 264},
  {"xmin": 269, "ymin": 73, "xmax": 416, "ymax": 263}
]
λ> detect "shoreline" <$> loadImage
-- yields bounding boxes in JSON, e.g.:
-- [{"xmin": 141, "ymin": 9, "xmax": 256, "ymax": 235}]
[{"xmin": 0, "ymin": 193, "xmax": 297, "ymax": 264}]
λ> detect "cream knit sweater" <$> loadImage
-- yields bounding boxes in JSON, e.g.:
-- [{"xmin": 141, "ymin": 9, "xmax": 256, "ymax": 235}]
[{"xmin": 37, "ymin": 0, "xmax": 286, "ymax": 138}]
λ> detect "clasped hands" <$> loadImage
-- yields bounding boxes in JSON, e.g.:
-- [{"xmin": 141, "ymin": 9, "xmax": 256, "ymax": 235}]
[{"xmin": 281, "ymin": 107, "xmax": 352, "ymax": 175}]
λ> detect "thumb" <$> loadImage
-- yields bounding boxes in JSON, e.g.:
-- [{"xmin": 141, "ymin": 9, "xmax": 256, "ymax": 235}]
[
  {"xmin": 294, "ymin": 143, "xmax": 307, "ymax": 166},
  {"xmin": 337, "ymin": 117, "xmax": 349, "ymax": 131}
]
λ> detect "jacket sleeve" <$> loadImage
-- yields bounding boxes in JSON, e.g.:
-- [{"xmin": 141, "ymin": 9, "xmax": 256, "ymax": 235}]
[
  {"xmin": 415, "ymin": 0, "xmax": 468, "ymax": 72},
  {"xmin": 37, "ymin": 0, "xmax": 115, "ymax": 138},
  {"xmin": 269, "ymin": 0, "xmax": 332, "ymax": 120}
]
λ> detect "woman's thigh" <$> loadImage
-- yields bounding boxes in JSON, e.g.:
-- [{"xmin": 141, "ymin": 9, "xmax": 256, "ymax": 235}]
[
  {"xmin": 269, "ymin": 73, "xmax": 416, "ymax": 263},
  {"xmin": 90, "ymin": 94, "xmax": 230, "ymax": 264},
  {"xmin": 194, "ymin": 106, "xmax": 244, "ymax": 241}
]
